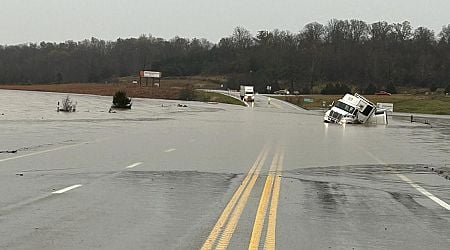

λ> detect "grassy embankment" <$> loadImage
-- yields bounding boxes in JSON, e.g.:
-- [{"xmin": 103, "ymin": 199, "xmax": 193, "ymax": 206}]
[
  {"xmin": 0, "ymin": 76, "xmax": 245, "ymax": 106},
  {"xmin": 276, "ymin": 94, "xmax": 450, "ymax": 115},
  {"xmin": 193, "ymin": 91, "xmax": 244, "ymax": 105}
]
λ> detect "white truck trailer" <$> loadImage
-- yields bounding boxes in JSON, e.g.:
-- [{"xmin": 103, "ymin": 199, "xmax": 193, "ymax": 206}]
[
  {"xmin": 240, "ymin": 85, "xmax": 255, "ymax": 102},
  {"xmin": 323, "ymin": 93, "xmax": 388, "ymax": 125}
]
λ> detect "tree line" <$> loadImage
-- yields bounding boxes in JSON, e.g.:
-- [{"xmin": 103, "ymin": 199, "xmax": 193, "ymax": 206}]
[{"xmin": 1, "ymin": 19, "xmax": 449, "ymax": 94}]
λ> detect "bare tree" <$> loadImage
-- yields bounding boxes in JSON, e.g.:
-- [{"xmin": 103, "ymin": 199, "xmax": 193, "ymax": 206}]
[
  {"xmin": 58, "ymin": 95, "xmax": 76, "ymax": 112},
  {"xmin": 231, "ymin": 26, "xmax": 253, "ymax": 49},
  {"xmin": 438, "ymin": 24, "xmax": 450, "ymax": 43}
]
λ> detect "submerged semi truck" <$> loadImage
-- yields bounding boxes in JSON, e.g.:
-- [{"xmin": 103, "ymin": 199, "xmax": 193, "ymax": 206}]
[
  {"xmin": 240, "ymin": 85, "xmax": 255, "ymax": 102},
  {"xmin": 323, "ymin": 93, "xmax": 388, "ymax": 125}
]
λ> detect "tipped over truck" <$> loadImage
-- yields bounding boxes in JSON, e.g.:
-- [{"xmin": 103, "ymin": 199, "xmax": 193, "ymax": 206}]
[{"xmin": 324, "ymin": 93, "xmax": 388, "ymax": 125}]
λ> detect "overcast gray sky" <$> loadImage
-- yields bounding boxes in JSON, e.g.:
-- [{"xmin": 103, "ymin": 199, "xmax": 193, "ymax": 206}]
[{"xmin": 1, "ymin": 0, "xmax": 449, "ymax": 45}]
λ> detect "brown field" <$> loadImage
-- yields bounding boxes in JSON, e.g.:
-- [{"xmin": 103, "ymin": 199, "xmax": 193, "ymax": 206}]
[
  {"xmin": 0, "ymin": 80, "xmax": 245, "ymax": 106},
  {"xmin": 0, "ymin": 76, "xmax": 223, "ymax": 101},
  {"xmin": 0, "ymin": 83, "xmax": 186, "ymax": 100},
  {"xmin": 117, "ymin": 75, "xmax": 224, "ymax": 89}
]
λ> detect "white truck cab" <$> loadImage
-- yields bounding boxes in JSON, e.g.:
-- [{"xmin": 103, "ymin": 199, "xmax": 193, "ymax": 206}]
[{"xmin": 240, "ymin": 85, "xmax": 255, "ymax": 102}]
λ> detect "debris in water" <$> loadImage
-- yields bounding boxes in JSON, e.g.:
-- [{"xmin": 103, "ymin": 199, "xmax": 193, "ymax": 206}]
[{"xmin": 0, "ymin": 150, "xmax": 17, "ymax": 154}]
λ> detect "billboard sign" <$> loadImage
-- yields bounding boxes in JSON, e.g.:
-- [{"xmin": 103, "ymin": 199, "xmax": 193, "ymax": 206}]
[
  {"xmin": 376, "ymin": 102, "xmax": 394, "ymax": 112},
  {"xmin": 140, "ymin": 71, "xmax": 162, "ymax": 78}
]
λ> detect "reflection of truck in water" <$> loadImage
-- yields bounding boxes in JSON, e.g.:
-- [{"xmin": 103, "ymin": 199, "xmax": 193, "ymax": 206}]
[
  {"xmin": 324, "ymin": 93, "xmax": 388, "ymax": 125},
  {"xmin": 240, "ymin": 85, "xmax": 255, "ymax": 102}
]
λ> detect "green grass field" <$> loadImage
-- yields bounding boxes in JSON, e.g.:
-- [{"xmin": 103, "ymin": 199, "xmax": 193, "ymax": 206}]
[
  {"xmin": 276, "ymin": 94, "xmax": 450, "ymax": 115},
  {"xmin": 194, "ymin": 91, "xmax": 245, "ymax": 106}
]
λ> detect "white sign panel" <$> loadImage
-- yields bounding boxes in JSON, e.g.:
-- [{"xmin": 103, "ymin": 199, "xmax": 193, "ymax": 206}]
[
  {"xmin": 377, "ymin": 102, "xmax": 394, "ymax": 112},
  {"xmin": 143, "ymin": 71, "xmax": 162, "ymax": 78}
]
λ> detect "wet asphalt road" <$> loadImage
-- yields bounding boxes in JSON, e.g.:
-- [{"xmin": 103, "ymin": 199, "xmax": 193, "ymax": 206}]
[{"xmin": 0, "ymin": 90, "xmax": 449, "ymax": 249}]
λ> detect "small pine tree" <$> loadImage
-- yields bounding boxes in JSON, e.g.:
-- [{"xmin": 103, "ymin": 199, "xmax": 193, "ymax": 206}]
[{"xmin": 112, "ymin": 90, "xmax": 131, "ymax": 108}]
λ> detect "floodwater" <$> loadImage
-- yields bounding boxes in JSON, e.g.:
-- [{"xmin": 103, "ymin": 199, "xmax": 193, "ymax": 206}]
[
  {"xmin": 0, "ymin": 89, "xmax": 225, "ymax": 122},
  {"xmin": 0, "ymin": 89, "xmax": 225, "ymax": 154},
  {"xmin": 1, "ymin": 89, "xmax": 450, "ymax": 249}
]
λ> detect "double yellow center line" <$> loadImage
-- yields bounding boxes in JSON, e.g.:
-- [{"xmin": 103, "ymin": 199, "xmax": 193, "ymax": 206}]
[
  {"xmin": 201, "ymin": 146, "xmax": 284, "ymax": 250},
  {"xmin": 249, "ymin": 148, "xmax": 284, "ymax": 250}
]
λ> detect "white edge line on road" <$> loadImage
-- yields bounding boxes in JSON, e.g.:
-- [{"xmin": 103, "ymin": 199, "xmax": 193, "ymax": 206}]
[
  {"xmin": 52, "ymin": 184, "xmax": 82, "ymax": 194},
  {"xmin": 397, "ymin": 174, "xmax": 450, "ymax": 210},
  {"xmin": 271, "ymin": 101, "xmax": 283, "ymax": 110},
  {"xmin": 265, "ymin": 95, "xmax": 306, "ymax": 111},
  {"xmin": 164, "ymin": 148, "xmax": 176, "ymax": 153},
  {"xmin": 125, "ymin": 162, "xmax": 143, "ymax": 169},
  {"xmin": 0, "ymin": 141, "xmax": 96, "ymax": 163},
  {"xmin": 359, "ymin": 146, "xmax": 450, "ymax": 211}
]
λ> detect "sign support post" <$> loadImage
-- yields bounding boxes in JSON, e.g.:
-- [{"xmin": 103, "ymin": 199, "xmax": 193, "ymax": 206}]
[{"xmin": 139, "ymin": 70, "xmax": 162, "ymax": 87}]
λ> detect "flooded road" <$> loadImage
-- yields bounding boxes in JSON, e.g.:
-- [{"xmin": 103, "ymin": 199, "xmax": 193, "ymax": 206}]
[{"xmin": 0, "ymin": 90, "xmax": 449, "ymax": 249}]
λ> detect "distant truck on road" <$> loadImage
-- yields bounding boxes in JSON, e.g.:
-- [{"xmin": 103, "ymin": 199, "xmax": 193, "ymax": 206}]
[{"xmin": 240, "ymin": 85, "xmax": 255, "ymax": 102}]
